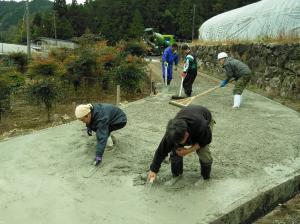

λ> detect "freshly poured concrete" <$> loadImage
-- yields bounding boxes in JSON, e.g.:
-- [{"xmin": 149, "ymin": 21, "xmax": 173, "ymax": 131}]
[{"xmin": 0, "ymin": 69, "xmax": 299, "ymax": 224}]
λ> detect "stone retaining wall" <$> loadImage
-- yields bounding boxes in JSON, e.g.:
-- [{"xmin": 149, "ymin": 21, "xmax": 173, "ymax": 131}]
[{"xmin": 193, "ymin": 43, "xmax": 300, "ymax": 100}]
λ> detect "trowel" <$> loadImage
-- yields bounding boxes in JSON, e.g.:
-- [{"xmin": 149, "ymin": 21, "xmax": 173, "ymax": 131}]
[{"xmin": 145, "ymin": 177, "xmax": 155, "ymax": 192}]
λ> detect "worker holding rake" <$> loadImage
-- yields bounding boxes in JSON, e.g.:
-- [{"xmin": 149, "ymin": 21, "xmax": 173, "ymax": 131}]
[
  {"xmin": 75, "ymin": 103, "xmax": 127, "ymax": 166},
  {"xmin": 148, "ymin": 105, "xmax": 214, "ymax": 183},
  {"xmin": 218, "ymin": 52, "xmax": 252, "ymax": 108},
  {"xmin": 162, "ymin": 43, "xmax": 179, "ymax": 88},
  {"xmin": 181, "ymin": 44, "xmax": 197, "ymax": 97}
]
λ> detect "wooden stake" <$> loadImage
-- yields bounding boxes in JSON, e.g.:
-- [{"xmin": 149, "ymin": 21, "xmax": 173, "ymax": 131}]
[
  {"xmin": 116, "ymin": 85, "xmax": 120, "ymax": 106},
  {"xmin": 72, "ymin": 102, "xmax": 76, "ymax": 111},
  {"xmin": 149, "ymin": 68, "xmax": 152, "ymax": 95}
]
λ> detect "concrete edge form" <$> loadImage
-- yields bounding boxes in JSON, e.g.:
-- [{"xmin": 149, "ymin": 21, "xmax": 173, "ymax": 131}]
[{"xmin": 211, "ymin": 172, "xmax": 300, "ymax": 224}]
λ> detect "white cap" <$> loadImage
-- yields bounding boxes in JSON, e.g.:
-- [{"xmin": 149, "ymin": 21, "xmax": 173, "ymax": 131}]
[
  {"xmin": 75, "ymin": 104, "xmax": 92, "ymax": 118},
  {"xmin": 217, "ymin": 52, "xmax": 228, "ymax": 60}
]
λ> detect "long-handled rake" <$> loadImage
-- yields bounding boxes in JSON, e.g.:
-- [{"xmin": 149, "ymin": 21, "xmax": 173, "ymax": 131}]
[
  {"xmin": 169, "ymin": 84, "xmax": 221, "ymax": 108},
  {"xmin": 171, "ymin": 76, "xmax": 186, "ymax": 100},
  {"xmin": 164, "ymin": 64, "xmax": 168, "ymax": 87}
]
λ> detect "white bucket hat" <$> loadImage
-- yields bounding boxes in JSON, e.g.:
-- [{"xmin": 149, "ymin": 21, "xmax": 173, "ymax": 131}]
[{"xmin": 75, "ymin": 104, "xmax": 93, "ymax": 118}]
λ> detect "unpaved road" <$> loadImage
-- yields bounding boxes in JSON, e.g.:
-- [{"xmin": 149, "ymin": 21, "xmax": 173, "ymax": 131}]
[
  {"xmin": 0, "ymin": 58, "xmax": 299, "ymax": 224},
  {"xmin": 255, "ymin": 193, "xmax": 300, "ymax": 224}
]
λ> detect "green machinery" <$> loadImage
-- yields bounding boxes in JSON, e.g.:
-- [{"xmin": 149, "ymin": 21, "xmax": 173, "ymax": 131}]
[{"xmin": 143, "ymin": 28, "xmax": 175, "ymax": 55}]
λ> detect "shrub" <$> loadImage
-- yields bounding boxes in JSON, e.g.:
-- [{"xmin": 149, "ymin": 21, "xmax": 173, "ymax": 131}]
[
  {"xmin": 70, "ymin": 48, "xmax": 98, "ymax": 77},
  {"xmin": 28, "ymin": 58, "xmax": 63, "ymax": 79},
  {"xmin": 49, "ymin": 48, "xmax": 72, "ymax": 63},
  {"xmin": 114, "ymin": 55, "xmax": 147, "ymax": 93},
  {"xmin": 2, "ymin": 70, "xmax": 25, "ymax": 93},
  {"xmin": 98, "ymin": 46, "xmax": 119, "ymax": 70},
  {"xmin": 65, "ymin": 48, "xmax": 100, "ymax": 89},
  {"xmin": 0, "ymin": 70, "xmax": 26, "ymax": 121},
  {"xmin": 0, "ymin": 75, "xmax": 12, "ymax": 121},
  {"xmin": 117, "ymin": 40, "xmax": 148, "ymax": 57},
  {"xmin": 26, "ymin": 81, "xmax": 59, "ymax": 122},
  {"xmin": 9, "ymin": 52, "xmax": 28, "ymax": 73}
]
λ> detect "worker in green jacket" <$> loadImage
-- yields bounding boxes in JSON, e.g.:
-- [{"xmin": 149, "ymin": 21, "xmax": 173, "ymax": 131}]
[
  {"xmin": 181, "ymin": 44, "xmax": 197, "ymax": 97},
  {"xmin": 217, "ymin": 52, "xmax": 252, "ymax": 108}
]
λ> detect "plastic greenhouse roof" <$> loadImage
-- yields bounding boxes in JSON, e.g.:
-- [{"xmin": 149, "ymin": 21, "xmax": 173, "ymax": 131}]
[{"xmin": 198, "ymin": 0, "xmax": 300, "ymax": 41}]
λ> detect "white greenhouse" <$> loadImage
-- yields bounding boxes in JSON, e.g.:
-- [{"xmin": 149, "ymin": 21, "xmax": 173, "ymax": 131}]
[{"xmin": 198, "ymin": 0, "xmax": 300, "ymax": 41}]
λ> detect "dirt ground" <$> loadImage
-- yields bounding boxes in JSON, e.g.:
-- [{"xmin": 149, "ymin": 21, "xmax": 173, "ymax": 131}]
[
  {"xmin": 0, "ymin": 86, "xmax": 149, "ymax": 140},
  {"xmin": 255, "ymin": 194, "xmax": 300, "ymax": 224},
  {"xmin": 0, "ymin": 59, "xmax": 299, "ymax": 224}
]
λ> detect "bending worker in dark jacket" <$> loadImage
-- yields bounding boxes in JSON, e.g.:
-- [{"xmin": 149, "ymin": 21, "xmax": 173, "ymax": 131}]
[
  {"xmin": 148, "ymin": 105, "xmax": 214, "ymax": 182},
  {"xmin": 218, "ymin": 52, "xmax": 252, "ymax": 108},
  {"xmin": 75, "ymin": 103, "xmax": 127, "ymax": 166}
]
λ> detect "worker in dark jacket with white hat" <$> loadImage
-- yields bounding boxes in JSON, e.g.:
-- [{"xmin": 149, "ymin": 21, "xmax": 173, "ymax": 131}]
[
  {"xmin": 75, "ymin": 103, "xmax": 127, "ymax": 166},
  {"xmin": 218, "ymin": 52, "xmax": 252, "ymax": 108},
  {"xmin": 148, "ymin": 105, "xmax": 214, "ymax": 182}
]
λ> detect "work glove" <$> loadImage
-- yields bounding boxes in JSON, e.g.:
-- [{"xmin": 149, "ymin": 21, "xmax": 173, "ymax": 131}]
[
  {"xmin": 181, "ymin": 72, "xmax": 187, "ymax": 78},
  {"xmin": 93, "ymin": 156, "xmax": 102, "ymax": 166},
  {"xmin": 164, "ymin": 61, "xmax": 168, "ymax": 67},
  {"xmin": 87, "ymin": 128, "xmax": 92, "ymax": 136},
  {"xmin": 220, "ymin": 79, "xmax": 228, "ymax": 87}
]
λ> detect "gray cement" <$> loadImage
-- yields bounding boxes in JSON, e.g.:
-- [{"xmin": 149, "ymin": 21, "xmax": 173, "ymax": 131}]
[{"xmin": 0, "ymin": 60, "xmax": 299, "ymax": 224}]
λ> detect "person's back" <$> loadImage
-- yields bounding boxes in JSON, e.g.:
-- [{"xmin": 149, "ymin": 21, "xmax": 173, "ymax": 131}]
[
  {"xmin": 218, "ymin": 52, "xmax": 252, "ymax": 108},
  {"xmin": 184, "ymin": 52, "xmax": 197, "ymax": 72},
  {"xmin": 224, "ymin": 57, "xmax": 251, "ymax": 78},
  {"xmin": 75, "ymin": 103, "xmax": 127, "ymax": 166},
  {"xmin": 175, "ymin": 105, "xmax": 212, "ymax": 147},
  {"xmin": 89, "ymin": 103, "xmax": 126, "ymax": 131},
  {"xmin": 148, "ymin": 105, "xmax": 214, "ymax": 181}
]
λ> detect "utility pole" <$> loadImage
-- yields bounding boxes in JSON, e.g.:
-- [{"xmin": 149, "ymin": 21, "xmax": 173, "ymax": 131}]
[
  {"xmin": 1, "ymin": 32, "xmax": 3, "ymax": 54},
  {"xmin": 0, "ymin": 23, "xmax": 3, "ymax": 54},
  {"xmin": 53, "ymin": 10, "xmax": 57, "ymax": 46},
  {"xmin": 192, "ymin": 4, "xmax": 196, "ymax": 41},
  {"xmin": 26, "ymin": 0, "xmax": 31, "ymax": 58}
]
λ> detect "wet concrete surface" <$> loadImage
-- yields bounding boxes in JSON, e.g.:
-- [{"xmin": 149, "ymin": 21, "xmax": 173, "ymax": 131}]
[{"xmin": 0, "ymin": 60, "xmax": 299, "ymax": 224}]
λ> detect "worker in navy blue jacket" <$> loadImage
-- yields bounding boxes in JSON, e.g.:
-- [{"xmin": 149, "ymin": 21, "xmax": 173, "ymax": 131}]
[
  {"xmin": 162, "ymin": 43, "xmax": 179, "ymax": 86},
  {"xmin": 75, "ymin": 103, "xmax": 127, "ymax": 166}
]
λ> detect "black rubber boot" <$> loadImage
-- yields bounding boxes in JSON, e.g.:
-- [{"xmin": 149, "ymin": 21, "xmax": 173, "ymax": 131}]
[
  {"xmin": 170, "ymin": 153, "xmax": 183, "ymax": 177},
  {"xmin": 200, "ymin": 160, "xmax": 212, "ymax": 180}
]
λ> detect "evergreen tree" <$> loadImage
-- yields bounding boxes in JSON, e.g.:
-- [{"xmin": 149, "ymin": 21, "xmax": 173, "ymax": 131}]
[
  {"xmin": 1, "ymin": 0, "xmax": 261, "ymax": 42},
  {"xmin": 176, "ymin": 0, "xmax": 193, "ymax": 39},
  {"xmin": 53, "ymin": 0, "xmax": 67, "ymax": 17},
  {"xmin": 128, "ymin": 9, "xmax": 144, "ymax": 39},
  {"xmin": 56, "ymin": 17, "xmax": 74, "ymax": 39},
  {"xmin": 160, "ymin": 9, "xmax": 177, "ymax": 35}
]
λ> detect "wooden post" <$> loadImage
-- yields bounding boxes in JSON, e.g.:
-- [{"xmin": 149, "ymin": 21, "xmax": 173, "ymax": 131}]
[
  {"xmin": 116, "ymin": 85, "xmax": 120, "ymax": 106},
  {"xmin": 72, "ymin": 102, "xmax": 76, "ymax": 116},
  {"xmin": 152, "ymin": 81, "xmax": 156, "ymax": 95},
  {"xmin": 149, "ymin": 68, "xmax": 152, "ymax": 95},
  {"xmin": 149, "ymin": 58, "xmax": 153, "ymax": 96}
]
